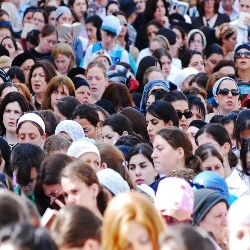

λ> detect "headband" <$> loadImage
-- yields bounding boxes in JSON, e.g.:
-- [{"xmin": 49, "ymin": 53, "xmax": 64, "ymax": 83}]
[{"xmin": 212, "ymin": 77, "xmax": 237, "ymax": 97}]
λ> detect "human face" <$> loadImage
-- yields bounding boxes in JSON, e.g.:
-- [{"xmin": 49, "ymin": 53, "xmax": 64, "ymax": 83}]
[
  {"xmin": 3, "ymin": 102, "xmax": 22, "ymax": 133},
  {"xmin": 218, "ymin": 66, "xmax": 236, "ymax": 76},
  {"xmin": 0, "ymin": 28, "xmax": 11, "ymax": 43},
  {"xmin": 86, "ymin": 22, "xmax": 97, "ymax": 42},
  {"xmin": 134, "ymin": 0, "xmax": 145, "ymax": 13},
  {"xmin": 18, "ymin": 167, "xmax": 38, "ymax": 196},
  {"xmin": 146, "ymin": 94, "xmax": 155, "ymax": 109},
  {"xmin": 86, "ymin": 66, "xmax": 108, "ymax": 102},
  {"xmin": 48, "ymin": 11, "xmax": 56, "ymax": 25},
  {"xmin": 32, "ymin": 12, "xmax": 45, "ymax": 31},
  {"xmin": 74, "ymin": 117, "xmax": 98, "ymax": 140},
  {"xmin": 72, "ymin": 0, "xmax": 87, "ymax": 18},
  {"xmin": 205, "ymin": 53, "xmax": 224, "ymax": 75},
  {"xmin": 189, "ymin": 33, "xmax": 203, "ymax": 53},
  {"xmin": 79, "ymin": 152, "xmax": 101, "ymax": 171},
  {"xmin": 154, "ymin": 0, "xmax": 166, "ymax": 22},
  {"xmin": 189, "ymin": 54, "xmax": 205, "ymax": 72},
  {"xmin": 1, "ymin": 86, "xmax": 18, "ymax": 100},
  {"xmin": 171, "ymin": 100, "xmax": 191, "ymax": 131},
  {"xmin": 1, "ymin": 38, "xmax": 16, "ymax": 59},
  {"xmin": 187, "ymin": 126, "xmax": 199, "ymax": 151},
  {"xmin": 75, "ymin": 85, "xmax": 91, "ymax": 104},
  {"xmin": 204, "ymin": 0, "xmax": 215, "ymax": 14},
  {"xmin": 117, "ymin": 14, "xmax": 128, "ymax": 37},
  {"xmin": 239, "ymin": 0, "xmax": 250, "ymax": 13},
  {"xmin": 50, "ymin": 85, "xmax": 70, "ymax": 110},
  {"xmin": 42, "ymin": 183, "xmax": 62, "ymax": 203},
  {"xmin": 18, "ymin": 121, "xmax": 45, "ymax": 146},
  {"xmin": 152, "ymin": 135, "xmax": 180, "ymax": 175},
  {"xmin": 146, "ymin": 113, "xmax": 167, "ymax": 142},
  {"xmin": 23, "ymin": 11, "xmax": 34, "ymax": 24},
  {"xmin": 235, "ymin": 48, "xmax": 250, "ymax": 71},
  {"xmin": 149, "ymin": 41, "xmax": 161, "ymax": 53},
  {"xmin": 61, "ymin": 177, "xmax": 97, "ymax": 209},
  {"xmin": 54, "ymin": 54, "xmax": 71, "ymax": 75},
  {"xmin": 39, "ymin": 33, "xmax": 57, "ymax": 53},
  {"xmin": 128, "ymin": 154, "xmax": 157, "ymax": 186},
  {"xmin": 199, "ymin": 202, "xmax": 227, "ymax": 245},
  {"xmin": 57, "ymin": 12, "xmax": 72, "ymax": 25},
  {"xmin": 123, "ymin": 221, "xmax": 153, "ymax": 250},
  {"xmin": 53, "ymin": 105, "xmax": 67, "ymax": 122},
  {"xmin": 216, "ymin": 79, "xmax": 239, "ymax": 115},
  {"xmin": 173, "ymin": 28, "xmax": 184, "ymax": 49},
  {"xmin": 21, "ymin": 59, "xmax": 35, "ymax": 83},
  {"xmin": 16, "ymin": 41, "xmax": 24, "ymax": 56},
  {"xmin": 107, "ymin": 3, "xmax": 119, "ymax": 15},
  {"xmin": 223, "ymin": 32, "xmax": 237, "ymax": 52},
  {"xmin": 160, "ymin": 55, "xmax": 172, "ymax": 78},
  {"xmin": 147, "ymin": 71, "xmax": 164, "ymax": 83},
  {"xmin": 191, "ymin": 105, "xmax": 204, "ymax": 121},
  {"xmin": 147, "ymin": 25, "xmax": 159, "ymax": 41},
  {"xmin": 31, "ymin": 67, "xmax": 47, "ymax": 95},
  {"xmin": 102, "ymin": 125, "xmax": 120, "ymax": 144},
  {"xmin": 101, "ymin": 30, "xmax": 116, "ymax": 51},
  {"xmin": 202, "ymin": 155, "xmax": 225, "ymax": 177},
  {"xmin": 222, "ymin": 0, "xmax": 234, "ymax": 12}
]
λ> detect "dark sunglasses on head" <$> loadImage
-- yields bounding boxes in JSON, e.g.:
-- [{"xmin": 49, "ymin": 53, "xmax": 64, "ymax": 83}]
[
  {"xmin": 176, "ymin": 110, "xmax": 192, "ymax": 119},
  {"xmin": 234, "ymin": 51, "xmax": 250, "ymax": 59},
  {"xmin": 218, "ymin": 88, "xmax": 240, "ymax": 96}
]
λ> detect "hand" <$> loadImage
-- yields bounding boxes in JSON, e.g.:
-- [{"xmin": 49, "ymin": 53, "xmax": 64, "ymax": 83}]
[
  {"xmin": 243, "ymin": 16, "xmax": 250, "ymax": 26},
  {"xmin": 64, "ymin": 31, "xmax": 73, "ymax": 46},
  {"xmin": 160, "ymin": 16, "xmax": 169, "ymax": 28}
]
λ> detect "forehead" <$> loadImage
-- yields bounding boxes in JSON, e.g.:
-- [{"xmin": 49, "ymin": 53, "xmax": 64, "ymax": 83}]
[
  {"xmin": 219, "ymin": 79, "xmax": 237, "ymax": 89},
  {"xmin": 18, "ymin": 121, "xmax": 41, "ymax": 133}
]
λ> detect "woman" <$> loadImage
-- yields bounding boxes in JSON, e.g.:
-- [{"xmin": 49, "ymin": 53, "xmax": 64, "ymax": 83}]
[
  {"xmin": 102, "ymin": 114, "xmax": 135, "ymax": 144},
  {"xmin": 186, "ymin": 29, "xmax": 207, "ymax": 53},
  {"xmin": 146, "ymin": 20, "xmax": 163, "ymax": 41},
  {"xmin": 217, "ymin": 23, "xmax": 237, "ymax": 60},
  {"xmin": 51, "ymin": 43, "xmax": 76, "ymax": 75},
  {"xmin": 85, "ymin": 15, "xmax": 102, "ymax": 45},
  {"xmin": 234, "ymin": 43, "xmax": 250, "ymax": 83},
  {"xmin": 0, "ymin": 92, "xmax": 32, "ymax": 149},
  {"xmin": 102, "ymin": 192, "xmax": 164, "ymax": 250},
  {"xmin": 60, "ymin": 160, "xmax": 108, "ymax": 218},
  {"xmin": 31, "ymin": 9, "xmax": 48, "ymax": 31},
  {"xmin": 0, "ymin": 82, "xmax": 19, "ymax": 102},
  {"xmin": 203, "ymin": 44, "xmax": 224, "ymax": 75},
  {"xmin": 68, "ymin": 0, "xmax": 87, "ymax": 25},
  {"xmin": 86, "ymin": 61, "xmax": 109, "ymax": 103},
  {"xmin": 106, "ymin": 1, "xmax": 119, "ymax": 15},
  {"xmin": 28, "ymin": 60, "xmax": 57, "ymax": 110},
  {"xmin": 71, "ymin": 77, "xmax": 91, "ymax": 104},
  {"xmin": 42, "ymin": 76, "xmax": 75, "ymax": 111},
  {"xmin": 212, "ymin": 60, "xmax": 237, "ymax": 77},
  {"xmin": 193, "ymin": 189, "xmax": 228, "ymax": 249},
  {"xmin": 146, "ymin": 100, "xmax": 179, "ymax": 142},
  {"xmin": 128, "ymin": 143, "xmax": 158, "ymax": 187},
  {"xmin": 240, "ymin": 137, "xmax": 250, "ymax": 177},
  {"xmin": 1, "ymin": 36, "xmax": 18, "ymax": 60},
  {"xmin": 152, "ymin": 127, "xmax": 202, "ymax": 176},
  {"xmin": 195, "ymin": 143, "xmax": 225, "ymax": 177},
  {"xmin": 181, "ymin": 50, "xmax": 205, "ymax": 73},
  {"xmin": 192, "ymin": 0, "xmax": 230, "ymax": 28}
]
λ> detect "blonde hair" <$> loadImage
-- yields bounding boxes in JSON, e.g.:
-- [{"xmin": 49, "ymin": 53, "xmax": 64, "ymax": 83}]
[
  {"xmin": 102, "ymin": 192, "xmax": 164, "ymax": 250},
  {"xmin": 86, "ymin": 60, "xmax": 107, "ymax": 78},
  {"xmin": 51, "ymin": 43, "xmax": 76, "ymax": 71},
  {"xmin": 150, "ymin": 35, "xmax": 170, "ymax": 51}
]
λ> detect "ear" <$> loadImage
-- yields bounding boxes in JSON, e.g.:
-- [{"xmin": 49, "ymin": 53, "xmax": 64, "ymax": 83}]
[
  {"xmin": 90, "ymin": 183, "xmax": 99, "ymax": 199},
  {"xmin": 122, "ymin": 131, "xmax": 128, "ymax": 136},
  {"xmin": 96, "ymin": 122, "xmax": 101, "ymax": 129},
  {"xmin": 221, "ymin": 142, "xmax": 230, "ymax": 157},
  {"xmin": 165, "ymin": 120, "xmax": 173, "ymax": 127},
  {"xmin": 214, "ymin": 95, "xmax": 219, "ymax": 104},
  {"xmin": 101, "ymin": 162, "xmax": 108, "ymax": 169},
  {"xmin": 176, "ymin": 147, "xmax": 185, "ymax": 163},
  {"xmin": 42, "ymin": 133, "xmax": 47, "ymax": 140},
  {"xmin": 81, "ymin": 239, "xmax": 100, "ymax": 250}
]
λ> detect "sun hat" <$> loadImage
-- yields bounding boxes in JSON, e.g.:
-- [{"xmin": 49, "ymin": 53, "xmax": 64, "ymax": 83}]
[
  {"xmin": 101, "ymin": 15, "xmax": 121, "ymax": 36},
  {"xmin": 17, "ymin": 113, "xmax": 46, "ymax": 133}
]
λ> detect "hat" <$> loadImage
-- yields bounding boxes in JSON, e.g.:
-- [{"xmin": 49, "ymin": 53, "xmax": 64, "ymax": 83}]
[
  {"xmin": 96, "ymin": 168, "xmax": 130, "ymax": 195},
  {"xmin": 95, "ymin": 99, "xmax": 116, "ymax": 114},
  {"xmin": 136, "ymin": 184, "xmax": 155, "ymax": 201},
  {"xmin": 157, "ymin": 28, "xmax": 176, "ymax": 45},
  {"xmin": 189, "ymin": 120, "xmax": 207, "ymax": 129},
  {"xmin": 55, "ymin": 120, "xmax": 85, "ymax": 142},
  {"xmin": 101, "ymin": 15, "xmax": 121, "ymax": 36},
  {"xmin": 235, "ymin": 43, "xmax": 250, "ymax": 54},
  {"xmin": 11, "ymin": 53, "xmax": 35, "ymax": 67},
  {"xmin": 90, "ymin": 50, "xmax": 112, "ymax": 65},
  {"xmin": 71, "ymin": 77, "xmax": 90, "ymax": 90},
  {"xmin": 67, "ymin": 67, "xmax": 85, "ymax": 79},
  {"xmin": 55, "ymin": 6, "xmax": 71, "ymax": 20},
  {"xmin": 187, "ymin": 29, "xmax": 207, "ymax": 49},
  {"xmin": 193, "ymin": 189, "xmax": 227, "ymax": 226},
  {"xmin": 120, "ymin": 0, "xmax": 136, "ymax": 17},
  {"xmin": 155, "ymin": 177, "xmax": 194, "ymax": 220},
  {"xmin": 67, "ymin": 139, "xmax": 100, "ymax": 159},
  {"xmin": 241, "ymin": 94, "xmax": 250, "ymax": 108},
  {"xmin": 212, "ymin": 76, "xmax": 237, "ymax": 97},
  {"xmin": 0, "ymin": 21, "xmax": 12, "ymax": 30},
  {"xmin": 17, "ymin": 113, "xmax": 46, "ymax": 133}
]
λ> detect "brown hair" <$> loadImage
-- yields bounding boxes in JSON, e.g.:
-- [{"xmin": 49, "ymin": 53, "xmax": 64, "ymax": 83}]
[
  {"xmin": 143, "ymin": 66, "xmax": 162, "ymax": 85},
  {"xmin": 41, "ymin": 76, "xmax": 75, "ymax": 110},
  {"xmin": 206, "ymin": 72, "xmax": 226, "ymax": 91},
  {"xmin": 14, "ymin": 82, "xmax": 33, "ymax": 104},
  {"xmin": 86, "ymin": 60, "xmax": 107, "ymax": 78},
  {"xmin": 40, "ymin": 23, "xmax": 57, "ymax": 38},
  {"xmin": 61, "ymin": 161, "xmax": 108, "ymax": 214}
]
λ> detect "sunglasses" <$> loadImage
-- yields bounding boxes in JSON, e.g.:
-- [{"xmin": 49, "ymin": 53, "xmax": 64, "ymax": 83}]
[
  {"xmin": 176, "ymin": 110, "xmax": 192, "ymax": 119},
  {"xmin": 218, "ymin": 88, "xmax": 240, "ymax": 96},
  {"xmin": 234, "ymin": 51, "xmax": 250, "ymax": 59}
]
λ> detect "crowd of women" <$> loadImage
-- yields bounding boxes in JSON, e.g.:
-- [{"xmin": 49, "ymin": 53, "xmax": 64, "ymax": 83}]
[{"xmin": 0, "ymin": 0, "xmax": 250, "ymax": 249}]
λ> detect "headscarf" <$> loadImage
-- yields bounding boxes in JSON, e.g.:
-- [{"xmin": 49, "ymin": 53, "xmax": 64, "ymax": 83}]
[{"xmin": 0, "ymin": 68, "xmax": 11, "ymax": 83}]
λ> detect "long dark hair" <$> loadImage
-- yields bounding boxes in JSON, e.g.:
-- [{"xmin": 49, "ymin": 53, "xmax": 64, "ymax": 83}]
[{"xmin": 240, "ymin": 137, "xmax": 250, "ymax": 176}]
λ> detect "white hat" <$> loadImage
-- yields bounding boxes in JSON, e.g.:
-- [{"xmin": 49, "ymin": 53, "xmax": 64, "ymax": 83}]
[
  {"xmin": 67, "ymin": 140, "xmax": 100, "ymax": 159},
  {"xmin": 90, "ymin": 50, "xmax": 112, "ymax": 65},
  {"xmin": 17, "ymin": 113, "xmax": 46, "ymax": 133},
  {"xmin": 96, "ymin": 168, "xmax": 130, "ymax": 195},
  {"xmin": 101, "ymin": 15, "xmax": 121, "ymax": 36}
]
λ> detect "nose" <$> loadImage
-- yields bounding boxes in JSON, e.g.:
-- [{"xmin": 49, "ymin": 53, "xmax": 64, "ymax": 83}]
[
  {"xmin": 135, "ymin": 167, "xmax": 141, "ymax": 176},
  {"xmin": 67, "ymin": 194, "xmax": 76, "ymax": 204},
  {"xmin": 151, "ymin": 150, "xmax": 156, "ymax": 159}
]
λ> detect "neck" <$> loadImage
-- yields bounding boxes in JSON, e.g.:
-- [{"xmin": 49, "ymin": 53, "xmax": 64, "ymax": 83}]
[
  {"xmin": 35, "ymin": 45, "xmax": 44, "ymax": 54},
  {"xmin": 5, "ymin": 131, "xmax": 18, "ymax": 145},
  {"xmin": 223, "ymin": 156, "xmax": 232, "ymax": 178},
  {"xmin": 35, "ymin": 93, "xmax": 44, "ymax": 104},
  {"xmin": 205, "ymin": 12, "xmax": 215, "ymax": 20},
  {"xmin": 238, "ymin": 69, "xmax": 250, "ymax": 82},
  {"xmin": 117, "ymin": 36, "xmax": 125, "ymax": 46}
]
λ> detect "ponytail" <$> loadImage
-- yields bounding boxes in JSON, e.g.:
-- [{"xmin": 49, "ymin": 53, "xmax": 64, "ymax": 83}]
[
  {"xmin": 228, "ymin": 150, "xmax": 238, "ymax": 168},
  {"xmin": 185, "ymin": 155, "xmax": 202, "ymax": 174}
]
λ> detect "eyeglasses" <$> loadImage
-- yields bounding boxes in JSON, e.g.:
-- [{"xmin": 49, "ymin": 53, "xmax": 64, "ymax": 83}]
[
  {"xmin": 176, "ymin": 110, "xmax": 192, "ymax": 119},
  {"xmin": 234, "ymin": 51, "xmax": 250, "ymax": 59},
  {"xmin": 218, "ymin": 88, "xmax": 240, "ymax": 96}
]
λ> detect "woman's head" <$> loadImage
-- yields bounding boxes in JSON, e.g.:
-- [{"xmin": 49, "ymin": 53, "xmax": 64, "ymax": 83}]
[
  {"xmin": 195, "ymin": 143, "xmax": 224, "ymax": 177},
  {"xmin": 51, "ymin": 43, "xmax": 76, "ymax": 75},
  {"xmin": 1, "ymin": 36, "xmax": 17, "ymax": 59},
  {"xmin": 144, "ymin": 0, "xmax": 169, "ymax": 23},
  {"xmin": 198, "ymin": 0, "xmax": 219, "ymax": 16},
  {"xmin": 149, "ymin": 35, "xmax": 170, "ymax": 53},
  {"xmin": 55, "ymin": 6, "xmax": 73, "ymax": 25},
  {"xmin": 31, "ymin": 9, "xmax": 48, "ymax": 31},
  {"xmin": 85, "ymin": 15, "xmax": 102, "ymax": 42},
  {"xmin": 153, "ymin": 48, "xmax": 172, "ymax": 78},
  {"xmin": 0, "ymin": 82, "xmax": 18, "ymax": 101},
  {"xmin": 146, "ymin": 20, "xmax": 162, "ymax": 41},
  {"xmin": 127, "ymin": 143, "xmax": 158, "ymax": 186},
  {"xmin": 152, "ymin": 127, "xmax": 193, "ymax": 175},
  {"xmin": 188, "ymin": 96, "xmax": 206, "ymax": 121},
  {"xmin": 68, "ymin": 0, "xmax": 88, "ymax": 20},
  {"xmin": 102, "ymin": 192, "xmax": 164, "ymax": 250},
  {"xmin": 42, "ymin": 76, "xmax": 75, "ymax": 110},
  {"xmin": 212, "ymin": 60, "xmax": 237, "ymax": 78},
  {"xmin": 106, "ymin": 1, "xmax": 119, "ymax": 15},
  {"xmin": 240, "ymin": 137, "xmax": 250, "ymax": 176},
  {"xmin": 181, "ymin": 50, "xmax": 205, "ymax": 73},
  {"xmin": 146, "ymin": 101, "xmax": 179, "ymax": 142},
  {"xmin": 0, "ymin": 92, "xmax": 31, "ymax": 135},
  {"xmin": 234, "ymin": 43, "xmax": 250, "ymax": 73},
  {"xmin": 187, "ymin": 30, "xmax": 206, "ymax": 53},
  {"xmin": 38, "ymin": 24, "xmax": 57, "ymax": 54}
]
